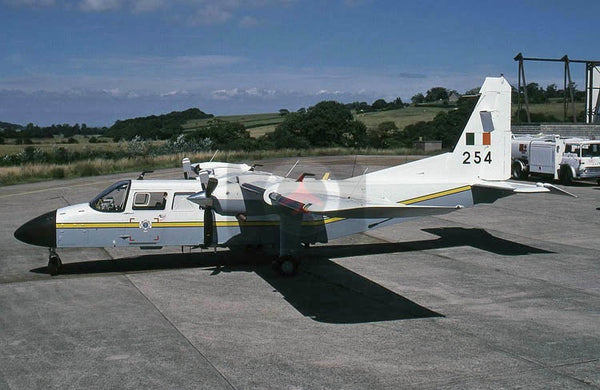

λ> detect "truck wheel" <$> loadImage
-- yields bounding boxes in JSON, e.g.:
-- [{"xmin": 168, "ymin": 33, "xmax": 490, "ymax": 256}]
[
  {"xmin": 512, "ymin": 162, "xmax": 526, "ymax": 180},
  {"xmin": 560, "ymin": 166, "xmax": 573, "ymax": 186}
]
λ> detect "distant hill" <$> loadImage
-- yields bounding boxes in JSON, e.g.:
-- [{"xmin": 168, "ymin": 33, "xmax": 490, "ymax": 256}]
[
  {"xmin": 105, "ymin": 108, "xmax": 213, "ymax": 140},
  {"xmin": 0, "ymin": 121, "xmax": 23, "ymax": 132}
]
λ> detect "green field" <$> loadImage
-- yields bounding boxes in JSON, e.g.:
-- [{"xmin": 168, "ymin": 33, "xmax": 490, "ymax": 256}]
[
  {"xmin": 181, "ymin": 107, "xmax": 455, "ymax": 139},
  {"xmin": 511, "ymin": 101, "xmax": 585, "ymax": 121},
  {"xmin": 356, "ymin": 106, "xmax": 454, "ymax": 130},
  {"xmin": 183, "ymin": 112, "xmax": 285, "ymax": 138},
  {"xmin": 0, "ymin": 136, "xmax": 164, "ymax": 155}
]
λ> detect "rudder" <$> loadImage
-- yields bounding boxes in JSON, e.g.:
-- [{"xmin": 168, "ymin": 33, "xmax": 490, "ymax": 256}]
[{"xmin": 451, "ymin": 76, "xmax": 512, "ymax": 181}]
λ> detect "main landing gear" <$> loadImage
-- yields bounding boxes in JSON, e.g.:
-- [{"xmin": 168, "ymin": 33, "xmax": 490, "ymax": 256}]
[
  {"xmin": 272, "ymin": 255, "xmax": 300, "ymax": 277},
  {"xmin": 48, "ymin": 248, "xmax": 62, "ymax": 276}
]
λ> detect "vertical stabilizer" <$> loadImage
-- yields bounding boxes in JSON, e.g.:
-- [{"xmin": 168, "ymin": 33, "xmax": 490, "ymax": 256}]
[{"xmin": 451, "ymin": 76, "xmax": 512, "ymax": 181}]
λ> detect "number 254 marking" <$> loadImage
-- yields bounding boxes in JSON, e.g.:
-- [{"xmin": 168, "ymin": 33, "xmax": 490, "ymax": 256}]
[{"xmin": 463, "ymin": 151, "xmax": 492, "ymax": 164}]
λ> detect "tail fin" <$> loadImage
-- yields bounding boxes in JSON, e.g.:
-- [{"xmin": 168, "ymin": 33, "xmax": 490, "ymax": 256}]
[
  {"xmin": 362, "ymin": 76, "xmax": 512, "ymax": 183},
  {"xmin": 451, "ymin": 76, "xmax": 512, "ymax": 181}
]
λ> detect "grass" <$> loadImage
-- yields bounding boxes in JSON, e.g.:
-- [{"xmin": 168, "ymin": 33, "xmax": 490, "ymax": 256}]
[
  {"xmin": 356, "ymin": 106, "xmax": 454, "ymax": 130},
  {"xmin": 182, "ymin": 112, "xmax": 285, "ymax": 138},
  {"xmin": 0, "ymin": 147, "xmax": 430, "ymax": 186},
  {"xmin": 0, "ymin": 138, "xmax": 165, "ymax": 154},
  {"xmin": 181, "ymin": 107, "xmax": 457, "ymax": 139},
  {"xmin": 511, "ymin": 101, "xmax": 585, "ymax": 121}
]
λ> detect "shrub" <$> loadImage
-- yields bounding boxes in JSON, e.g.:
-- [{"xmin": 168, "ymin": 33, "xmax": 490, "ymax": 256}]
[
  {"xmin": 76, "ymin": 162, "xmax": 100, "ymax": 177},
  {"xmin": 50, "ymin": 167, "xmax": 65, "ymax": 179}
]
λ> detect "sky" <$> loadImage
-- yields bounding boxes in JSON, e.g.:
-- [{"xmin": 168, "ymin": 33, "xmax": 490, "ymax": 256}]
[{"xmin": 1, "ymin": 0, "xmax": 599, "ymax": 127}]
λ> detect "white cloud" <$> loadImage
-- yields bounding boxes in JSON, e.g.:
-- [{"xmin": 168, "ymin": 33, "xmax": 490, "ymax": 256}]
[
  {"xmin": 4, "ymin": 0, "xmax": 294, "ymax": 26},
  {"xmin": 79, "ymin": 0, "xmax": 122, "ymax": 12},
  {"xmin": 210, "ymin": 87, "xmax": 277, "ymax": 100},
  {"xmin": 102, "ymin": 88, "xmax": 139, "ymax": 98},
  {"xmin": 160, "ymin": 90, "xmax": 188, "ymax": 97},
  {"xmin": 131, "ymin": 0, "xmax": 164, "ymax": 12}
]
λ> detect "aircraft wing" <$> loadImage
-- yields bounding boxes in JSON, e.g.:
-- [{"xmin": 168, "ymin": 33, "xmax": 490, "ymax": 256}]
[{"xmin": 262, "ymin": 180, "xmax": 462, "ymax": 218}]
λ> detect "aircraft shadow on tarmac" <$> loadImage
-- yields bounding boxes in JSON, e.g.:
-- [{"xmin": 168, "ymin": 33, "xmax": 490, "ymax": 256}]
[
  {"xmin": 309, "ymin": 227, "xmax": 552, "ymax": 258},
  {"xmin": 30, "ymin": 227, "xmax": 550, "ymax": 324}
]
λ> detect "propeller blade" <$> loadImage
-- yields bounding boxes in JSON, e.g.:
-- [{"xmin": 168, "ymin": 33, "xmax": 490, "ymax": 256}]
[
  {"xmin": 204, "ymin": 207, "xmax": 214, "ymax": 247},
  {"xmin": 206, "ymin": 177, "xmax": 218, "ymax": 197}
]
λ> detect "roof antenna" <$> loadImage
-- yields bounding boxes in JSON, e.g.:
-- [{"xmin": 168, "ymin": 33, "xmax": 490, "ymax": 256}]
[
  {"xmin": 285, "ymin": 160, "xmax": 300, "ymax": 178},
  {"xmin": 137, "ymin": 170, "xmax": 154, "ymax": 180}
]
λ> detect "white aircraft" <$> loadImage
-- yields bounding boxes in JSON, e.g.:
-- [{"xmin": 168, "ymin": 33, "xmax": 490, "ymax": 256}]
[{"xmin": 14, "ymin": 76, "xmax": 573, "ymax": 276}]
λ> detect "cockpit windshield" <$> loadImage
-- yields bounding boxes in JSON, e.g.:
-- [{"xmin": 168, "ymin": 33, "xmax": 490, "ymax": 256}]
[{"xmin": 90, "ymin": 180, "xmax": 130, "ymax": 212}]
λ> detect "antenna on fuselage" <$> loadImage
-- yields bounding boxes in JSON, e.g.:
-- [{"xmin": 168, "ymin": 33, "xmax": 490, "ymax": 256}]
[
  {"xmin": 209, "ymin": 150, "xmax": 219, "ymax": 162},
  {"xmin": 137, "ymin": 170, "xmax": 154, "ymax": 180},
  {"xmin": 284, "ymin": 160, "xmax": 300, "ymax": 178}
]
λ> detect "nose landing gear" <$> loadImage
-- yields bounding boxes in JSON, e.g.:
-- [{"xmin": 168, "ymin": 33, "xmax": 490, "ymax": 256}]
[{"xmin": 48, "ymin": 248, "xmax": 62, "ymax": 276}]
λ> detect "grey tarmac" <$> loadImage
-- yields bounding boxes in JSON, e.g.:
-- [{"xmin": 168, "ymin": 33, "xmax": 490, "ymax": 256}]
[{"xmin": 1, "ymin": 155, "xmax": 599, "ymax": 389}]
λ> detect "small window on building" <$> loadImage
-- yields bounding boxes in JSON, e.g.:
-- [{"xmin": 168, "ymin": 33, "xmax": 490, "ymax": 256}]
[{"xmin": 133, "ymin": 192, "xmax": 167, "ymax": 210}]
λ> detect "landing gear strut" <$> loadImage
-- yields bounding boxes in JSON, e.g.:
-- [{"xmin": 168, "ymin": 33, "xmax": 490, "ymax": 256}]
[{"xmin": 48, "ymin": 248, "xmax": 62, "ymax": 276}]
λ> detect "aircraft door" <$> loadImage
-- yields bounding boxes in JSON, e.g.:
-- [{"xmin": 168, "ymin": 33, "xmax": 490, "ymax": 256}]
[
  {"xmin": 123, "ymin": 191, "xmax": 168, "ymax": 246},
  {"xmin": 163, "ymin": 192, "xmax": 204, "ymax": 246}
]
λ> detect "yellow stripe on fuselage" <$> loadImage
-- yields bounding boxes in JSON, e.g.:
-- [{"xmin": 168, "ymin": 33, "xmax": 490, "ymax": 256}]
[
  {"xmin": 57, "ymin": 217, "xmax": 344, "ymax": 229},
  {"xmin": 399, "ymin": 185, "xmax": 471, "ymax": 205}
]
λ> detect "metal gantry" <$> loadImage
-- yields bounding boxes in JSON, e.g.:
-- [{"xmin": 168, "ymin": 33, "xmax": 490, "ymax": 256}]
[{"xmin": 514, "ymin": 53, "xmax": 600, "ymax": 124}]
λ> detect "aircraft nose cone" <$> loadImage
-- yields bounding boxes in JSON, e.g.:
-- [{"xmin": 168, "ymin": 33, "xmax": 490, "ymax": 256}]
[{"xmin": 14, "ymin": 210, "xmax": 57, "ymax": 247}]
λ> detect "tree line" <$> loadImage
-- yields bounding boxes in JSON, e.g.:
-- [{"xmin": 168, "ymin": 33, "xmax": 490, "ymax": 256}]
[{"xmin": 1, "ymin": 81, "xmax": 585, "ymax": 151}]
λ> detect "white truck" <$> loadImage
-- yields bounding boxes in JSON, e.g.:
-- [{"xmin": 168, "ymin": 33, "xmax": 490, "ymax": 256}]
[{"xmin": 511, "ymin": 134, "xmax": 600, "ymax": 185}]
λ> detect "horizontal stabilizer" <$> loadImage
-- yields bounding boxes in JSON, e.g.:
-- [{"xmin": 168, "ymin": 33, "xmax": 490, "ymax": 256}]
[{"xmin": 473, "ymin": 181, "xmax": 577, "ymax": 197}]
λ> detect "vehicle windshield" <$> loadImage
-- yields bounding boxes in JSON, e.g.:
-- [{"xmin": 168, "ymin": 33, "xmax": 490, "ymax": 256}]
[
  {"xmin": 90, "ymin": 180, "xmax": 130, "ymax": 212},
  {"xmin": 581, "ymin": 143, "xmax": 600, "ymax": 158}
]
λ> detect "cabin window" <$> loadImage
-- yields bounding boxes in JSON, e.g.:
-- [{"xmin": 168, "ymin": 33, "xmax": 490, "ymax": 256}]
[
  {"xmin": 133, "ymin": 192, "xmax": 167, "ymax": 210},
  {"xmin": 582, "ymin": 144, "xmax": 600, "ymax": 158},
  {"xmin": 172, "ymin": 192, "xmax": 197, "ymax": 211},
  {"xmin": 565, "ymin": 144, "xmax": 580, "ymax": 156},
  {"xmin": 90, "ymin": 180, "xmax": 130, "ymax": 213}
]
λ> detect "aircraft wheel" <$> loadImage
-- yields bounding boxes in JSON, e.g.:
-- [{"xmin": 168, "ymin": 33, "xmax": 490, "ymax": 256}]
[
  {"xmin": 48, "ymin": 255, "xmax": 62, "ymax": 276},
  {"xmin": 272, "ymin": 255, "xmax": 299, "ymax": 276}
]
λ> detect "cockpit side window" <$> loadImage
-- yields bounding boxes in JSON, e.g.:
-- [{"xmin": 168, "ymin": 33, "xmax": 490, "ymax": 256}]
[
  {"xmin": 90, "ymin": 180, "xmax": 130, "ymax": 212},
  {"xmin": 172, "ymin": 192, "xmax": 197, "ymax": 211}
]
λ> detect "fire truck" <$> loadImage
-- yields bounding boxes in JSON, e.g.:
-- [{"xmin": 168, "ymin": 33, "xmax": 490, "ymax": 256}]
[{"xmin": 511, "ymin": 134, "xmax": 600, "ymax": 185}]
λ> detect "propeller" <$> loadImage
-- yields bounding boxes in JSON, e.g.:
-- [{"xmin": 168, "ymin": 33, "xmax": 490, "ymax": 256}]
[{"xmin": 187, "ymin": 177, "xmax": 218, "ymax": 248}]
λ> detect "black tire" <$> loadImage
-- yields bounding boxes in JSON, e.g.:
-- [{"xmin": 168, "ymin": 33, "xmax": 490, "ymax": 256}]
[
  {"xmin": 48, "ymin": 255, "xmax": 62, "ymax": 276},
  {"xmin": 560, "ymin": 166, "xmax": 573, "ymax": 186},
  {"xmin": 512, "ymin": 162, "xmax": 525, "ymax": 180},
  {"xmin": 274, "ymin": 255, "xmax": 299, "ymax": 276}
]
